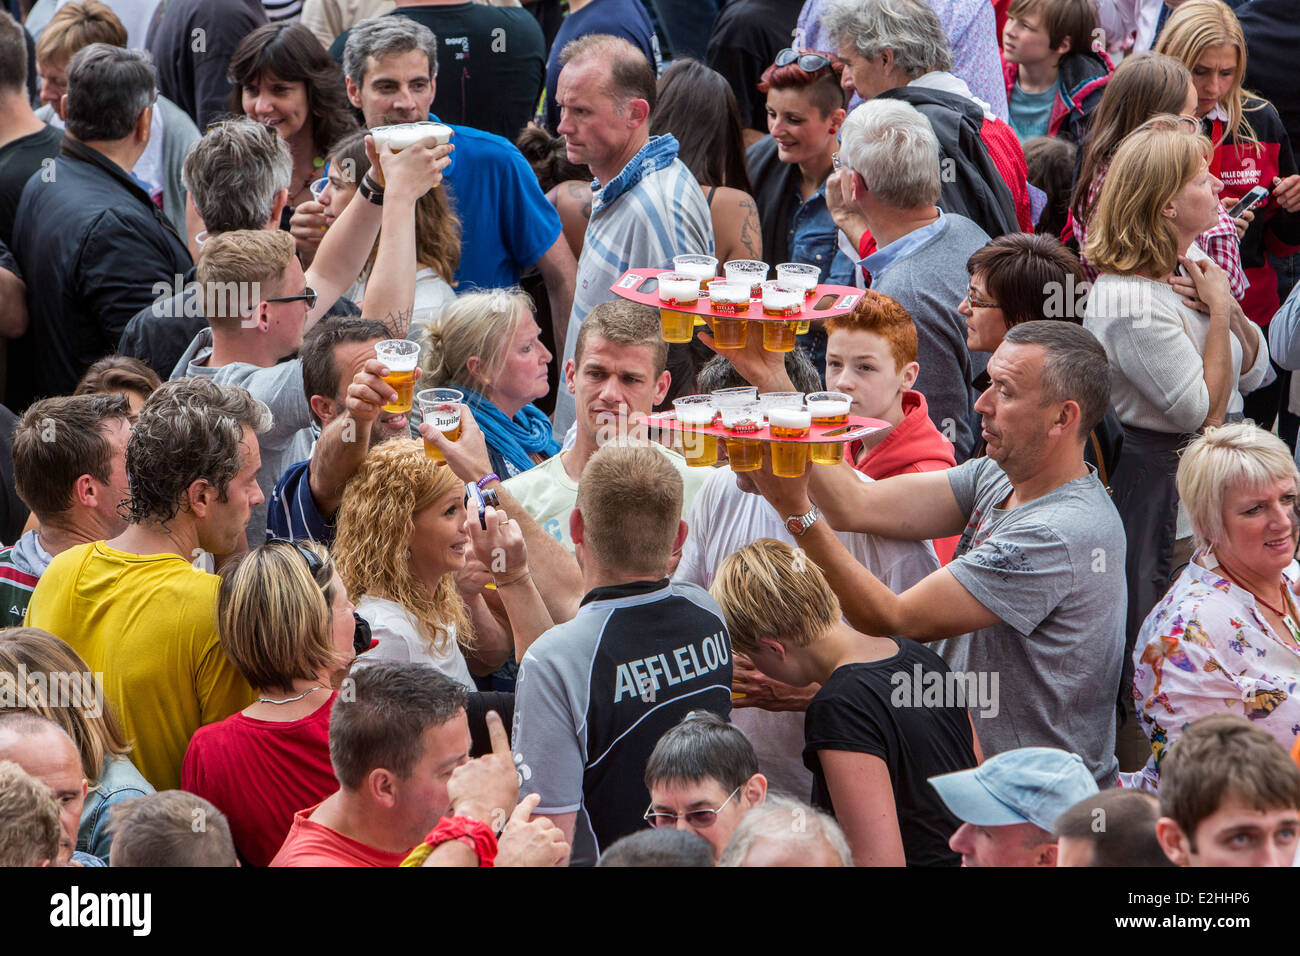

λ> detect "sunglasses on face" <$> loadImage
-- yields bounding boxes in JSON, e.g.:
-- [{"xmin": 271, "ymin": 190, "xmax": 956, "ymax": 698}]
[
  {"xmin": 265, "ymin": 286, "xmax": 318, "ymax": 309},
  {"xmin": 774, "ymin": 48, "xmax": 832, "ymax": 73},
  {"xmin": 644, "ymin": 786, "xmax": 742, "ymax": 829}
]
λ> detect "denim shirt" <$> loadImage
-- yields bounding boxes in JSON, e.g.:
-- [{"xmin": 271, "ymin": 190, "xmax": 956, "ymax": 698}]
[
  {"xmin": 787, "ymin": 180, "xmax": 857, "ymax": 288},
  {"xmin": 78, "ymin": 754, "xmax": 154, "ymax": 863}
]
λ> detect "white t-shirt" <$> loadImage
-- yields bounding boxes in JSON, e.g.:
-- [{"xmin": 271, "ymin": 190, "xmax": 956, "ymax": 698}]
[
  {"xmin": 354, "ymin": 595, "xmax": 476, "ymax": 691},
  {"xmin": 504, "ymin": 444, "xmax": 711, "ymax": 552},
  {"xmin": 672, "ymin": 464, "xmax": 943, "ymax": 798}
]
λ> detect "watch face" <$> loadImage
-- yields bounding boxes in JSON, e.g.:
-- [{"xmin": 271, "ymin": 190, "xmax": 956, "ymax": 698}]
[{"xmin": 786, "ymin": 516, "xmax": 804, "ymax": 535}]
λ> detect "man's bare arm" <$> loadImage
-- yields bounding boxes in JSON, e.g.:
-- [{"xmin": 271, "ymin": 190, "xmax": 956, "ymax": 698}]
[
  {"xmin": 749, "ymin": 469, "xmax": 999, "ymax": 640},
  {"xmin": 534, "ymin": 234, "xmax": 577, "ymax": 357},
  {"xmin": 0, "ymin": 266, "xmax": 28, "ymax": 337},
  {"xmin": 306, "ymin": 358, "xmax": 411, "ymax": 519},
  {"xmin": 808, "ymin": 464, "xmax": 968, "ymax": 541}
]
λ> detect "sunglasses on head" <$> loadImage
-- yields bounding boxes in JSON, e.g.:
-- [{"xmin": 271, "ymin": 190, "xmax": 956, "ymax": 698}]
[
  {"xmin": 775, "ymin": 48, "xmax": 832, "ymax": 73},
  {"xmin": 269, "ymin": 538, "xmax": 373, "ymax": 655}
]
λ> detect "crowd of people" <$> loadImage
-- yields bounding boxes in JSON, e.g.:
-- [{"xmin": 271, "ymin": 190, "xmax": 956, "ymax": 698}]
[{"xmin": 1, "ymin": 0, "xmax": 1300, "ymax": 870}]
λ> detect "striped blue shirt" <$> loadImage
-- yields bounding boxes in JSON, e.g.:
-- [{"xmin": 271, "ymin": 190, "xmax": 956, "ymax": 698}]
[{"xmin": 552, "ymin": 135, "xmax": 713, "ymax": 433}]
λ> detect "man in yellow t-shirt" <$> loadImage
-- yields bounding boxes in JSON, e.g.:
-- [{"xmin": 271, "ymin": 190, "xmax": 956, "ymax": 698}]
[{"xmin": 27, "ymin": 378, "xmax": 269, "ymax": 791}]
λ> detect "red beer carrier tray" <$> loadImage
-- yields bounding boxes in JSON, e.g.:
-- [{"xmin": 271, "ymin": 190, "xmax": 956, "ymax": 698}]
[
  {"xmin": 646, "ymin": 411, "xmax": 889, "ymax": 444},
  {"xmin": 609, "ymin": 268, "xmax": 864, "ymax": 321}
]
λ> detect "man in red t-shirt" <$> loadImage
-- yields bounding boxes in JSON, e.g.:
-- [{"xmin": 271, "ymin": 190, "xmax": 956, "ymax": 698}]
[{"xmin": 271, "ymin": 662, "xmax": 567, "ymax": 867}]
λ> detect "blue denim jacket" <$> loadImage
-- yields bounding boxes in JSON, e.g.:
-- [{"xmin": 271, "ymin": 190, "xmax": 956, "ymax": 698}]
[
  {"xmin": 78, "ymin": 754, "xmax": 154, "ymax": 863},
  {"xmin": 787, "ymin": 182, "xmax": 858, "ymax": 289}
]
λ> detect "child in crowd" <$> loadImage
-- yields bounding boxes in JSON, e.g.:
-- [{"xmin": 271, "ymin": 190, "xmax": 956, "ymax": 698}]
[
  {"xmin": 825, "ymin": 290, "xmax": 957, "ymax": 561},
  {"xmin": 1002, "ymin": 0, "xmax": 1111, "ymax": 143}
]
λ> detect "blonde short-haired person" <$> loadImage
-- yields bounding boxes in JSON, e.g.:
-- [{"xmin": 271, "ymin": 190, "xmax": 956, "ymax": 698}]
[
  {"xmin": 1082, "ymin": 115, "xmax": 1269, "ymax": 653},
  {"xmin": 182, "ymin": 540, "xmax": 357, "ymax": 867},
  {"xmin": 0, "ymin": 759, "xmax": 61, "ymax": 867},
  {"xmin": 1130, "ymin": 424, "xmax": 1300, "ymax": 790},
  {"xmin": 421, "ymin": 289, "xmax": 558, "ymax": 480},
  {"xmin": 334, "ymin": 439, "xmax": 512, "ymax": 687},
  {"xmin": 511, "ymin": 443, "xmax": 732, "ymax": 866},
  {"xmin": 711, "ymin": 538, "xmax": 979, "ymax": 867},
  {"xmin": 0, "ymin": 627, "xmax": 152, "ymax": 864}
]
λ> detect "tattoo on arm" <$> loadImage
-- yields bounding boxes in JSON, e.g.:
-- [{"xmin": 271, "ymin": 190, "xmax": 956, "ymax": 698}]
[
  {"xmin": 738, "ymin": 198, "xmax": 761, "ymax": 259},
  {"xmin": 375, "ymin": 307, "xmax": 413, "ymax": 339}
]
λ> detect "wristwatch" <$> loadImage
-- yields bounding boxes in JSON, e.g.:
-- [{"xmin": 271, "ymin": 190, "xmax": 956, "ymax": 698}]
[{"xmin": 785, "ymin": 505, "xmax": 822, "ymax": 537}]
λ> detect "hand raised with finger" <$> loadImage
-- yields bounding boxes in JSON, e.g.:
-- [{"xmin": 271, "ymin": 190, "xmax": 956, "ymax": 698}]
[{"xmin": 446, "ymin": 710, "xmax": 519, "ymax": 827}]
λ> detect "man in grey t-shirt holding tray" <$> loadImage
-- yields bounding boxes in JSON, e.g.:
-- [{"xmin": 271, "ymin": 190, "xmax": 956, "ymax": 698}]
[{"xmin": 743, "ymin": 321, "xmax": 1126, "ymax": 785}]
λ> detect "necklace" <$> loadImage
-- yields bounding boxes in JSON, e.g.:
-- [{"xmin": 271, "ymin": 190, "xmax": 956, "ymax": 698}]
[
  {"xmin": 1216, "ymin": 559, "xmax": 1300, "ymax": 650},
  {"xmin": 257, "ymin": 685, "xmax": 325, "ymax": 705}
]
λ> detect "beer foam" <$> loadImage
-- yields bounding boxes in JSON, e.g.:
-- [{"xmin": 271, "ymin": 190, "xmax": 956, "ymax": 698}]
[
  {"xmin": 674, "ymin": 255, "xmax": 717, "ymax": 283},
  {"xmin": 372, "ymin": 122, "xmax": 452, "ymax": 149},
  {"xmin": 658, "ymin": 274, "xmax": 700, "ymax": 303},
  {"xmin": 807, "ymin": 399, "xmax": 851, "ymax": 418},
  {"xmin": 676, "ymin": 405, "xmax": 717, "ymax": 426},
  {"xmin": 768, "ymin": 407, "xmax": 811, "ymax": 430},
  {"xmin": 761, "ymin": 284, "xmax": 802, "ymax": 312},
  {"xmin": 708, "ymin": 281, "xmax": 750, "ymax": 304},
  {"xmin": 777, "ymin": 264, "xmax": 819, "ymax": 292}
]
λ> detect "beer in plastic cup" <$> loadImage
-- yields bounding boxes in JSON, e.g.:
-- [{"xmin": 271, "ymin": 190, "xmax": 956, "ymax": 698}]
[
  {"xmin": 711, "ymin": 386, "xmax": 758, "ymax": 408},
  {"xmin": 674, "ymin": 254, "xmax": 718, "ymax": 321},
  {"xmin": 760, "ymin": 282, "xmax": 801, "ymax": 352},
  {"xmin": 807, "ymin": 391, "xmax": 853, "ymax": 466},
  {"xmin": 777, "ymin": 264, "xmax": 819, "ymax": 329},
  {"xmin": 417, "ymin": 387, "xmax": 464, "ymax": 461},
  {"xmin": 368, "ymin": 122, "xmax": 452, "ymax": 186},
  {"xmin": 376, "ymin": 339, "xmax": 421, "ymax": 414},
  {"xmin": 768, "ymin": 406, "xmax": 811, "ymax": 477},
  {"xmin": 673, "ymin": 395, "xmax": 718, "ymax": 468},
  {"xmin": 723, "ymin": 259, "xmax": 768, "ymax": 297},
  {"xmin": 776, "ymin": 262, "xmax": 820, "ymax": 299},
  {"xmin": 657, "ymin": 272, "xmax": 700, "ymax": 343},
  {"xmin": 708, "ymin": 280, "xmax": 750, "ymax": 348},
  {"xmin": 719, "ymin": 399, "xmax": 763, "ymax": 472}
]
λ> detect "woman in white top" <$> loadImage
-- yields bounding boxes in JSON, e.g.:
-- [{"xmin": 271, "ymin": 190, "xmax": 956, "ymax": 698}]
[
  {"xmin": 1083, "ymin": 114, "xmax": 1269, "ymax": 650},
  {"xmin": 294, "ymin": 129, "xmax": 458, "ymax": 332},
  {"xmin": 333, "ymin": 439, "xmax": 511, "ymax": 690}
]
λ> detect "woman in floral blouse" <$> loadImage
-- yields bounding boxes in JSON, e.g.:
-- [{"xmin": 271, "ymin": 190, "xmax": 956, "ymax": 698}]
[{"xmin": 1131, "ymin": 423, "xmax": 1300, "ymax": 790}]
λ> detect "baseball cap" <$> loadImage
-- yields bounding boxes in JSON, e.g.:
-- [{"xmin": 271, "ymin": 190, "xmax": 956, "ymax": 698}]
[{"xmin": 928, "ymin": 748, "xmax": 1099, "ymax": 833}]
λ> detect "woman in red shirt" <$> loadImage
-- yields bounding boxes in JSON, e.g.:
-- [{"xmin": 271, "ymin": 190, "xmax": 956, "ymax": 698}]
[{"xmin": 182, "ymin": 540, "xmax": 358, "ymax": 866}]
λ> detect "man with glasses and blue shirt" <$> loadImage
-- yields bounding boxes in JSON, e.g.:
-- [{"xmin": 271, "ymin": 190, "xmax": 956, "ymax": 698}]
[{"xmin": 643, "ymin": 712, "xmax": 767, "ymax": 864}]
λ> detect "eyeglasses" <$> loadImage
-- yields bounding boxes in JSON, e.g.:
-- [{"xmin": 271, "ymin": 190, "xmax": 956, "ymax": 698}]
[
  {"xmin": 644, "ymin": 786, "xmax": 742, "ymax": 829},
  {"xmin": 966, "ymin": 285, "xmax": 999, "ymax": 309},
  {"xmin": 774, "ymin": 48, "xmax": 832, "ymax": 73},
  {"xmin": 1177, "ymin": 114, "xmax": 1202, "ymax": 133},
  {"xmin": 265, "ymin": 286, "xmax": 318, "ymax": 309}
]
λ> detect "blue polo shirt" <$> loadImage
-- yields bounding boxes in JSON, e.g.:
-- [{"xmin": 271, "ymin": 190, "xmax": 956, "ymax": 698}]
[{"xmin": 436, "ymin": 116, "xmax": 563, "ymax": 290}]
